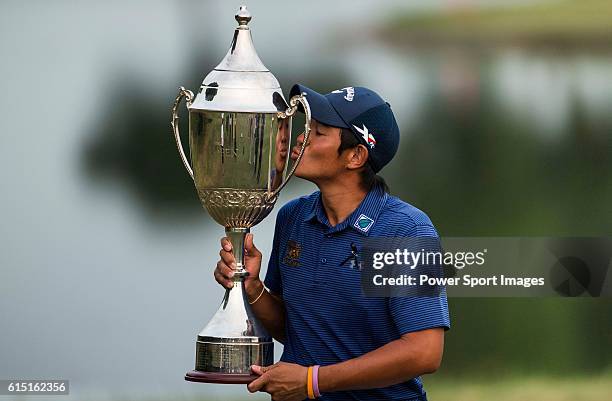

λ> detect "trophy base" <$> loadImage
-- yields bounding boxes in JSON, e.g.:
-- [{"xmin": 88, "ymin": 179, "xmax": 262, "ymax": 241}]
[
  {"xmin": 185, "ymin": 370, "xmax": 259, "ymax": 384},
  {"xmin": 187, "ymin": 275, "xmax": 274, "ymax": 384}
]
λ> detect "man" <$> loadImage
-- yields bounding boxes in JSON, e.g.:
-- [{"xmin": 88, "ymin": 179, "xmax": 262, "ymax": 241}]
[{"xmin": 214, "ymin": 84, "xmax": 450, "ymax": 401}]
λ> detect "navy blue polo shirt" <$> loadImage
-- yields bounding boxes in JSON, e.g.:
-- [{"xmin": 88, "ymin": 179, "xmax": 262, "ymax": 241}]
[{"xmin": 264, "ymin": 183, "xmax": 451, "ymax": 401}]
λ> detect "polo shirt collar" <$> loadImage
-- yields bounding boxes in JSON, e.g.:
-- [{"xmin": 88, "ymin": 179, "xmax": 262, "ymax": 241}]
[{"xmin": 303, "ymin": 183, "xmax": 388, "ymax": 236}]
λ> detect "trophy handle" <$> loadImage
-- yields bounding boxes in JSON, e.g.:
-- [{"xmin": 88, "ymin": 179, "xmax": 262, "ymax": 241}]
[
  {"xmin": 266, "ymin": 93, "xmax": 312, "ymax": 202},
  {"xmin": 171, "ymin": 86, "xmax": 195, "ymax": 180}
]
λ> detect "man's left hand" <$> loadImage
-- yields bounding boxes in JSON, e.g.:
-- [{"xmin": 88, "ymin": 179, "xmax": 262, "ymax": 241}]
[{"xmin": 248, "ymin": 362, "xmax": 308, "ymax": 401}]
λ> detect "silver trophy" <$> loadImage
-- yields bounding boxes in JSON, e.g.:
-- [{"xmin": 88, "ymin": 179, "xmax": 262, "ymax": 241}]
[{"xmin": 171, "ymin": 6, "xmax": 311, "ymax": 384}]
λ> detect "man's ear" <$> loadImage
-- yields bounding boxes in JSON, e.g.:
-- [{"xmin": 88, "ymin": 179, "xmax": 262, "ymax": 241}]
[{"xmin": 346, "ymin": 144, "xmax": 369, "ymax": 170}]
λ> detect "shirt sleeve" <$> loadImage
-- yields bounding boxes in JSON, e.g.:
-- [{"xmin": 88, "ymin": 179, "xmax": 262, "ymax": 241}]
[
  {"xmin": 388, "ymin": 222, "xmax": 451, "ymax": 335},
  {"xmin": 263, "ymin": 201, "xmax": 295, "ymax": 296}
]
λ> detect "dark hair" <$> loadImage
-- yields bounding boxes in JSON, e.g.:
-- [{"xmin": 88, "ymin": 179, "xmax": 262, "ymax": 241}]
[{"xmin": 338, "ymin": 128, "xmax": 390, "ymax": 193}]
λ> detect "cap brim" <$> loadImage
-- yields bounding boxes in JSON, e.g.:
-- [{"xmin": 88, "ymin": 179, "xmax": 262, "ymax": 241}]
[{"xmin": 289, "ymin": 84, "xmax": 348, "ymax": 128}]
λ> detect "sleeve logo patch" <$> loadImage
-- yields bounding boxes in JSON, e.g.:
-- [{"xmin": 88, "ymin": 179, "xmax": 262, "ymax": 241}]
[{"xmin": 354, "ymin": 214, "xmax": 375, "ymax": 233}]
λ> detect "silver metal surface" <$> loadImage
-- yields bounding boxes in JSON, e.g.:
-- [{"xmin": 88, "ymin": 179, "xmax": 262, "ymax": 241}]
[
  {"xmin": 171, "ymin": 87, "xmax": 195, "ymax": 179},
  {"xmin": 196, "ymin": 281, "xmax": 271, "ymax": 341},
  {"xmin": 225, "ymin": 228, "xmax": 248, "ymax": 277},
  {"xmin": 191, "ymin": 5, "xmax": 284, "ymax": 113},
  {"xmin": 267, "ymin": 94, "xmax": 312, "ymax": 202},
  {"xmin": 171, "ymin": 5, "xmax": 311, "ymax": 379},
  {"xmin": 195, "ymin": 341, "xmax": 273, "ymax": 374},
  {"xmin": 188, "ymin": 109, "xmax": 286, "ymax": 224},
  {"xmin": 195, "ymin": 280, "xmax": 273, "ymax": 373}
]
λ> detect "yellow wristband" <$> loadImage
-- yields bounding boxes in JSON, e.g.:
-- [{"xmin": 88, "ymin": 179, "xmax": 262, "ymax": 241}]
[{"xmin": 307, "ymin": 366, "xmax": 315, "ymax": 399}]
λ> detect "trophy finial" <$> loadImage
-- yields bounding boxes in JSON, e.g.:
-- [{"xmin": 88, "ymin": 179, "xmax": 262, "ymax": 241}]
[{"xmin": 235, "ymin": 5, "xmax": 251, "ymax": 27}]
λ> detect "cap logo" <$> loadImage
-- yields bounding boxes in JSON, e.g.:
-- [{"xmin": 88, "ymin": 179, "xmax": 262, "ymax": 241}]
[
  {"xmin": 332, "ymin": 86, "xmax": 355, "ymax": 102},
  {"xmin": 354, "ymin": 214, "xmax": 375, "ymax": 233},
  {"xmin": 352, "ymin": 124, "xmax": 377, "ymax": 148}
]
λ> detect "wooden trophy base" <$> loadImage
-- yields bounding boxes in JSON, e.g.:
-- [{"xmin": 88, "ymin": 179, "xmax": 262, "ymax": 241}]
[{"xmin": 185, "ymin": 370, "xmax": 259, "ymax": 384}]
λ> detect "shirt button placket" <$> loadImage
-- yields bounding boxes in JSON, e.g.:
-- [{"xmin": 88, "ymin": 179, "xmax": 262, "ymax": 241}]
[{"xmin": 316, "ymin": 231, "xmax": 330, "ymax": 285}]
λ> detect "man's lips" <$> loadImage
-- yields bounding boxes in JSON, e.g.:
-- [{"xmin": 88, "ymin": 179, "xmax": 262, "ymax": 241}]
[{"xmin": 290, "ymin": 146, "xmax": 301, "ymax": 160}]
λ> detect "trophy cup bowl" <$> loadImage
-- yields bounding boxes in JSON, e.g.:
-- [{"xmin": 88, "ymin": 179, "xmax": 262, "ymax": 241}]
[{"xmin": 170, "ymin": 6, "xmax": 311, "ymax": 384}]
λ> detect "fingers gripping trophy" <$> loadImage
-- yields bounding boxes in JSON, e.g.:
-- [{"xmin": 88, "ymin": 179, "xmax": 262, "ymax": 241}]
[{"xmin": 170, "ymin": 6, "xmax": 311, "ymax": 384}]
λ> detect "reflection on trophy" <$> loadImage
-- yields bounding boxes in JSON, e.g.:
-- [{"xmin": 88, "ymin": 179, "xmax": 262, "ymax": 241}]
[{"xmin": 170, "ymin": 6, "xmax": 311, "ymax": 384}]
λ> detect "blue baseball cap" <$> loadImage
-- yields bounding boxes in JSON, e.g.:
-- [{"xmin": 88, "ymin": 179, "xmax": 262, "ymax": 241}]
[{"xmin": 289, "ymin": 84, "xmax": 400, "ymax": 173}]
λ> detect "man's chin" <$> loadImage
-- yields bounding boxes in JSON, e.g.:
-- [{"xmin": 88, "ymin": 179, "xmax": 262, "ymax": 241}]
[{"xmin": 293, "ymin": 170, "xmax": 312, "ymax": 182}]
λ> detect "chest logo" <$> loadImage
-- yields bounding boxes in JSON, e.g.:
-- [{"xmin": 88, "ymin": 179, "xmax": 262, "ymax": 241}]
[
  {"xmin": 283, "ymin": 240, "xmax": 302, "ymax": 267},
  {"xmin": 354, "ymin": 214, "xmax": 375, "ymax": 233}
]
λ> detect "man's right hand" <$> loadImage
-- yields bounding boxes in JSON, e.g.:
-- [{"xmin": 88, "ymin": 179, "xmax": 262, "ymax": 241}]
[{"xmin": 214, "ymin": 233, "xmax": 263, "ymax": 294}]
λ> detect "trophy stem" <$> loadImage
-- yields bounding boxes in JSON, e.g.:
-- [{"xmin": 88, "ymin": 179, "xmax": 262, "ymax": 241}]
[{"xmin": 225, "ymin": 227, "xmax": 250, "ymax": 277}]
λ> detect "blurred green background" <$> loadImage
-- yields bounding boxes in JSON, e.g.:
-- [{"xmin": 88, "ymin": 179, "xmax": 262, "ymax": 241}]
[{"xmin": 0, "ymin": 0, "xmax": 610, "ymax": 400}]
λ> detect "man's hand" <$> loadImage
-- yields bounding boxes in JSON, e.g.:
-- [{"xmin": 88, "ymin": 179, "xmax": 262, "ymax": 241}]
[
  {"xmin": 213, "ymin": 233, "xmax": 263, "ymax": 295},
  {"xmin": 247, "ymin": 362, "xmax": 308, "ymax": 401}
]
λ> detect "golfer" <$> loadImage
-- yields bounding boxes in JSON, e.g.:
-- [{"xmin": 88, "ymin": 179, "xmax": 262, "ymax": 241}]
[{"xmin": 214, "ymin": 84, "xmax": 450, "ymax": 401}]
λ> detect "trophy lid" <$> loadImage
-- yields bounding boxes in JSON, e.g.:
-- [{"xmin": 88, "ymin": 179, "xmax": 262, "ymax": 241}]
[{"xmin": 190, "ymin": 6, "xmax": 287, "ymax": 113}]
